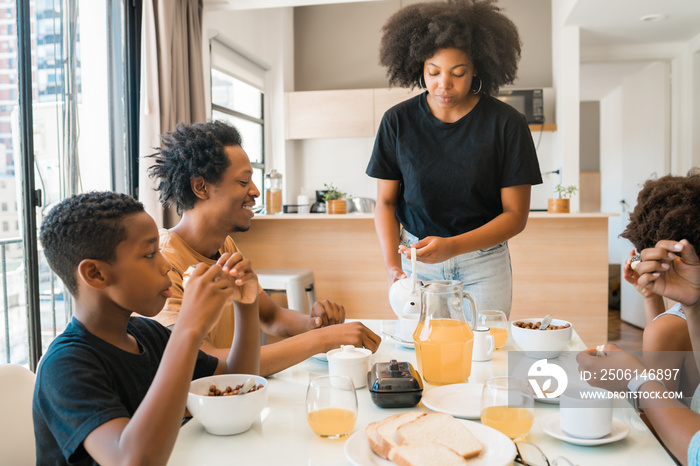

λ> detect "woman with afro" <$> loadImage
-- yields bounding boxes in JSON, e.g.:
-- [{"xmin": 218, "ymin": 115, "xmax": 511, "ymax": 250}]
[
  {"xmin": 366, "ymin": 0, "xmax": 542, "ymax": 317},
  {"xmin": 620, "ymin": 169, "xmax": 700, "ymax": 398}
]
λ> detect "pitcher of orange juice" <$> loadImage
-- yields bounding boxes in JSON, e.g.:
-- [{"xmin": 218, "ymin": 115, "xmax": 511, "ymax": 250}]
[{"xmin": 413, "ymin": 280, "xmax": 478, "ymax": 385}]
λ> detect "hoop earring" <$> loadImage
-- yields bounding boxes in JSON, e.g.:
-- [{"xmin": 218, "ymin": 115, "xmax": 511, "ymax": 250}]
[
  {"xmin": 419, "ymin": 75, "xmax": 426, "ymax": 89},
  {"xmin": 471, "ymin": 75, "xmax": 482, "ymax": 94}
]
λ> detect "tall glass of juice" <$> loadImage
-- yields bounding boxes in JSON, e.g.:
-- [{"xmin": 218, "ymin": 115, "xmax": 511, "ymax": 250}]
[
  {"xmin": 480, "ymin": 376, "xmax": 534, "ymax": 440},
  {"xmin": 477, "ymin": 310, "xmax": 508, "ymax": 349},
  {"xmin": 413, "ymin": 281, "xmax": 478, "ymax": 385},
  {"xmin": 306, "ymin": 375, "xmax": 358, "ymax": 438}
]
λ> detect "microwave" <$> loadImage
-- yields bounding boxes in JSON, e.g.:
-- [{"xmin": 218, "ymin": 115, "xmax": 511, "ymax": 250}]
[{"xmin": 495, "ymin": 89, "xmax": 545, "ymax": 124}]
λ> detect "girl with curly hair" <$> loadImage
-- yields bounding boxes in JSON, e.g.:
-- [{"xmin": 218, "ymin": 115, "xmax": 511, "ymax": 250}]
[
  {"xmin": 619, "ymin": 170, "xmax": 700, "ymax": 398},
  {"xmin": 366, "ymin": 0, "xmax": 542, "ymax": 317}
]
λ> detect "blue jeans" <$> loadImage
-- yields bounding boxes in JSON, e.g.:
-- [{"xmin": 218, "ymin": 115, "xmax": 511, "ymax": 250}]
[{"xmin": 400, "ymin": 229, "xmax": 513, "ymax": 318}]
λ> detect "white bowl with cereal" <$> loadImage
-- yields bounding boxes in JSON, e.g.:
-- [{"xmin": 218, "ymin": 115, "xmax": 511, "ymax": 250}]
[
  {"xmin": 187, "ymin": 374, "xmax": 267, "ymax": 435},
  {"xmin": 510, "ymin": 318, "xmax": 573, "ymax": 359}
]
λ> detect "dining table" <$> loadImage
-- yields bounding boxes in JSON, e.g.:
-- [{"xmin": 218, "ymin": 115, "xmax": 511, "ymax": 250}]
[{"xmin": 168, "ymin": 319, "xmax": 677, "ymax": 465}]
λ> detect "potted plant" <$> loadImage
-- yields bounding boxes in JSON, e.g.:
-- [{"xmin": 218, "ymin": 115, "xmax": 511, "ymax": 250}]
[
  {"xmin": 548, "ymin": 184, "xmax": 578, "ymax": 213},
  {"xmin": 322, "ymin": 183, "xmax": 350, "ymax": 214}
]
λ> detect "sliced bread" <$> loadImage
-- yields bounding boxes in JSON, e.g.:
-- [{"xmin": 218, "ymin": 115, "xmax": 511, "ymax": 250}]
[
  {"xmin": 370, "ymin": 411, "xmax": 425, "ymax": 459},
  {"xmin": 389, "ymin": 444, "xmax": 468, "ymax": 466},
  {"xmin": 396, "ymin": 412, "xmax": 483, "ymax": 458},
  {"xmin": 366, "ymin": 413, "xmax": 402, "ymax": 459}
]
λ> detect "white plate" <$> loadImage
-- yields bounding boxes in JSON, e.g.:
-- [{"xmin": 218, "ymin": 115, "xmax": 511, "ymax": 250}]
[
  {"xmin": 311, "ymin": 352, "xmax": 327, "ymax": 361},
  {"xmin": 421, "ymin": 383, "xmax": 483, "ymax": 419},
  {"xmin": 344, "ymin": 418, "xmax": 516, "ymax": 466},
  {"xmin": 540, "ymin": 414, "xmax": 630, "ymax": 446},
  {"xmin": 385, "ymin": 333, "xmax": 414, "ymax": 349}
]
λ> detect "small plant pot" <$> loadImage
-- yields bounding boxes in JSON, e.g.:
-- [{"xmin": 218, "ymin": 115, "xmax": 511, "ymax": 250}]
[
  {"xmin": 327, "ymin": 199, "xmax": 347, "ymax": 214},
  {"xmin": 548, "ymin": 198, "xmax": 570, "ymax": 213}
]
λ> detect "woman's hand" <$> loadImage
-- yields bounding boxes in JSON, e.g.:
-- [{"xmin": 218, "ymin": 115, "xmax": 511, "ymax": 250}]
[
  {"xmin": 386, "ymin": 266, "xmax": 407, "ymax": 289},
  {"xmin": 636, "ymin": 240, "xmax": 700, "ymax": 309},
  {"xmin": 217, "ymin": 252, "xmax": 258, "ymax": 304},
  {"xmin": 398, "ymin": 236, "xmax": 454, "ymax": 264}
]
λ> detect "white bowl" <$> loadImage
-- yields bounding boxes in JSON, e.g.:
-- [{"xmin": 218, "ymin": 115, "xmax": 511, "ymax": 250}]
[
  {"xmin": 510, "ymin": 318, "xmax": 573, "ymax": 359},
  {"xmin": 187, "ymin": 374, "xmax": 267, "ymax": 435}
]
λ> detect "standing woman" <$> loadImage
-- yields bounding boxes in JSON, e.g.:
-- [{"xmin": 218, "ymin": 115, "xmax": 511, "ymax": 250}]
[{"xmin": 366, "ymin": 0, "xmax": 542, "ymax": 317}]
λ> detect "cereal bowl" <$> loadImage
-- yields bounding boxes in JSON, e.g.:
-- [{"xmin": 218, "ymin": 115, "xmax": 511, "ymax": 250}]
[
  {"xmin": 187, "ymin": 374, "xmax": 267, "ymax": 435},
  {"xmin": 510, "ymin": 318, "xmax": 573, "ymax": 359}
]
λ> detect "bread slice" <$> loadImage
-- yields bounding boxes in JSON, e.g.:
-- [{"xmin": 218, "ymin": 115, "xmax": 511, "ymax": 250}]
[
  {"xmin": 366, "ymin": 414, "xmax": 402, "ymax": 459},
  {"xmin": 397, "ymin": 412, "xmax": 483, "ymax": 458},
  {"xmin": 366, "ymin": 411, "xmax": 425, "ymax": 459},
  {"xmin": 389, "ymin": 444, "xmax": 468, "ymax": 466}
]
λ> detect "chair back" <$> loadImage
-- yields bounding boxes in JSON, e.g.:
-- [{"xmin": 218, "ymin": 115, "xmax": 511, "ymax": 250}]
[{"xmin": 0, "ymin": 364, "xmax": 36, "ymax": 464}]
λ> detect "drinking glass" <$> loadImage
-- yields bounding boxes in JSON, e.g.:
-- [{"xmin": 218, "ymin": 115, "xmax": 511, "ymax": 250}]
[
  {"xmin": 306, "ymin": 375, "xmax": 358, "ymax": 438},
  {"xmin": 478, "ymin": 310, "xmax": 508, "ymax": 349},
  {"xmin": 480, "ymin": 376, "xmax": 534, "ymax": 440}
]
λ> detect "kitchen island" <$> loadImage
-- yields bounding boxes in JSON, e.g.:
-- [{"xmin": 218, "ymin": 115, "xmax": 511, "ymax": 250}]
[{"xmin": 232, "ymin": 212, "xmax": 616, "ymax": 346}]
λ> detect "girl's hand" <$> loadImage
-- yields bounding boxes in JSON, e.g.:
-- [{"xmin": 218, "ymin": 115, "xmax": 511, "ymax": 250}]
[
  {"xmin": 636, "ymin": 240, "xmax": 700, "ymax": 308},
  {"xmin": 624, "ymin": 249, "xmax": 653, "ymax": 297},
  {"xmin": 399, "ymin": 236, "xmax": 454, "ymax": 264},
  {"xmin": 217, "ymin": 252, "xmax": 259, "ymax": 304}
]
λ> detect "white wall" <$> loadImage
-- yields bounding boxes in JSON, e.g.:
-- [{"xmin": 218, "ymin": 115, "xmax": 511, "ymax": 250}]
[{"xmin": 598, "ymin": 62, "xmax": 669, "ymax": 328}]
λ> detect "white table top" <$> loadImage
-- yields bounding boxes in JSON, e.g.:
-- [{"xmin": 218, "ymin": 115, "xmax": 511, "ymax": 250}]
[{"xmin": 169, "ymin": 320, "xmax": 676, "ymax": 465}]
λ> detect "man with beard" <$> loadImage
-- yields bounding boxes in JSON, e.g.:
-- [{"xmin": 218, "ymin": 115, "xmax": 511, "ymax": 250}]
[{"xmin": 148, "ymin": 121, "xmax": 380, "ymax": 376}]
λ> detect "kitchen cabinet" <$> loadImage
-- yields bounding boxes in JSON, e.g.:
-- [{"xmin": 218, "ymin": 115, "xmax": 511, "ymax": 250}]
[
  {"xmin": 286, "ymin": 87, "xmax": 555, "ymax": 139},
  {"xmin": 285, "ymin": 87, "xmax": 421, "ymax": 139}
]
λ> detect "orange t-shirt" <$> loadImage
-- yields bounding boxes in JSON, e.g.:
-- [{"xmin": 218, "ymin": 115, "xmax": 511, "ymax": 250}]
[{"xmin": 154, "ymin": 230, "xmax": 262, "ymax": 348}]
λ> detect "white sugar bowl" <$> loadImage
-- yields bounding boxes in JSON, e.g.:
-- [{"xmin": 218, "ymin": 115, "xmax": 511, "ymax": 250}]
[{"xmin": 326, "ymin": 345, "xmax": 372, "ymax": 389}]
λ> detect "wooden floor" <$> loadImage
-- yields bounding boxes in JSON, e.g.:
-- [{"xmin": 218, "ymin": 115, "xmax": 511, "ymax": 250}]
[{"xmin": 607, "ymin": 308, "xmax": 643, "ymax": 352}]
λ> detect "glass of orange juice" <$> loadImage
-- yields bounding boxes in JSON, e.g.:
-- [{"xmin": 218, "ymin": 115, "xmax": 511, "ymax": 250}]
[
  {"xmin": 306, "ymin": 375, "xmax": 358, "ymax": 438},
  {"xmin": 478, "ymin": 310, "xmax": 508, "ymax": 349},
  {"xmin": 480, "ymin": 376, "xmax": 534, "ymax": 440}
]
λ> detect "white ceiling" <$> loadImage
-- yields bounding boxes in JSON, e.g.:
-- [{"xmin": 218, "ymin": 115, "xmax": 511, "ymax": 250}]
[{"xmin": 567, "ymin": 0, "xmax": 700, "ymax": 47}]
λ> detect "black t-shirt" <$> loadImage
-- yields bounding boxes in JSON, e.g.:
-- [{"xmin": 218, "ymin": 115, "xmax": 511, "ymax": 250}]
[
  {"xmin": 32, "ymin": 316, "xmax": 218, "ymax": 465},
  {"xmin": 366, "ymin": 92, "xmax": 543, "ymax": 239}
]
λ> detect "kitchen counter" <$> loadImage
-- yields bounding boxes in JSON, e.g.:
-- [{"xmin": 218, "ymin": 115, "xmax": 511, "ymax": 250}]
[{"xmin": 232, "ymin": 212, "xmax": 617, "ymax": 346}]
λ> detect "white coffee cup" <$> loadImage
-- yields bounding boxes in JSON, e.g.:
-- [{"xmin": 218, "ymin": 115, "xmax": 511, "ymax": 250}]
[
  {"xmin": 560, "ymin": 386, "xmax": 613, "ymax": 439},
  {"xmin": 398, "ymin": 313, "xmax": 421, "ymax": 342},
  {"xmin": 472, "ymin": 327, "xmax": 495, "ymax": 361},
  {"xmin": 326, "ymin": 345, "xmax": 372, "ymax": 389}
]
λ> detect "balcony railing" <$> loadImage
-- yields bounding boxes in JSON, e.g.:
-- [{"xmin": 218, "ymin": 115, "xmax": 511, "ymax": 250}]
[{"xmin": 0, "ymin": 237, "xmax": 69, "ymax": 365}]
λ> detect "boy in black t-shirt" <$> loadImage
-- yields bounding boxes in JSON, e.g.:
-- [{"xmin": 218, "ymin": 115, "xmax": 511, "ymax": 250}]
[{"xmin": 33, "ymin": 191, "xmax": 260, "ymax": 465}]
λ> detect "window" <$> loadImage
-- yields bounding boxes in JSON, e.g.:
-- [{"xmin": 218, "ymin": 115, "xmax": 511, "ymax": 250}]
[
  {"xmin": 4, "ymin": 0, "xmax": 131, "ymax": 369},
  {"xmin": 210, "ymin": 41, "xmax": 267, "ymax": 210}
]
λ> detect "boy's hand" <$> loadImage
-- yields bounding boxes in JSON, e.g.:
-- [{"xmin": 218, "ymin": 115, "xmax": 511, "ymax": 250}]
[
  {"xmin": 636, "ymin": 240, "xmax": 700, "ymax": 308},
  {"xmin": 217, "ymin": 252, "xmax": 258, "ymax": 304},
  {"xmin": 180, "ymin": 263, "xmax": 235, "ymax": 338},
  {"xmin": 309, "ymin": 299, "xmax": 345, "ymax": 327}
]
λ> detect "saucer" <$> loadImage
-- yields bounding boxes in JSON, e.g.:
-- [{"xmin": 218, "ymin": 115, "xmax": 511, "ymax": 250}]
[
  {"xmin": 540, "ymin": 414, "xmax": 629, "ymax": 446},
  {"xmin": 387, "ymin": 333, "xmax": 414, "ymax": 349}
]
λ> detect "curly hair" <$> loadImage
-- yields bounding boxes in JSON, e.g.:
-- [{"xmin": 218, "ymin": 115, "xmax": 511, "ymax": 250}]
[
  {"xmin": 147, "ymin": 120, "xmax": 243, "ymax": 214},
  {"xmin": 620, "ymin": 170, "xmax": 700, "ymax": 252},
  {"xmin": 39, "ymin": 191, "xmax": 145, "ymax": 296},
  {"xmin": 378, "ymin": 0, "xmax": 521, "ymax": 96}
]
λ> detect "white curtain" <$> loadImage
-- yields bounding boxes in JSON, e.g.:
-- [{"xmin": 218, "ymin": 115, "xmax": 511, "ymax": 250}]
[{"xmin": 138, "ymin": 0, "xmax": 206, "ymax": 228}]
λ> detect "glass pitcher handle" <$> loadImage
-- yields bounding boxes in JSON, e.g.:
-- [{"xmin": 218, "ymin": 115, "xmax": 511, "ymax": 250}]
[{"xmin": 461, "ymin": 291, "xmax": 479, "ymax": 329}]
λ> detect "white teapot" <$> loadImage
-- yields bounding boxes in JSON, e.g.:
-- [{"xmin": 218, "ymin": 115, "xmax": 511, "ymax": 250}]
[{"xmin": 388, "ymin": 248, "xmax": 421, "ymax": 317}]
